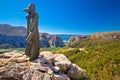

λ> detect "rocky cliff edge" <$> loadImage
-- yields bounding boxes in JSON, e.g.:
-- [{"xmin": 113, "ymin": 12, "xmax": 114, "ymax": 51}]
[{"xmin": 0, "ymin": 51, "xmax": 88, "ymax": 80}]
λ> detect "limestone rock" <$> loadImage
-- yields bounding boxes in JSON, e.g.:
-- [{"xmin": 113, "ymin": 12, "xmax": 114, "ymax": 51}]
[
  {"xmin": 68, "ymin": 36, "xmax": 89, "ymax": 46},
  {"xmin": 54, "ymin": 54, "xmax": 71, "ymax": 63},
  {"xmin": 40, "ymin": 33, "xmax": 64, "ymax": 48},
  {"xmin": 0, "ymin": 51, "xmax": 24, "ymax": 58},
  {"xmin": 91, "ymin": 32, "xmax": 120, "ymax": 40},
  {"xmin": 0, "ymin": 62, "xmax": 29, "ymax": 80},
  {"xmin": 34, "ymin": 57, "xmax": 48, "ymax": 64},
  {"xmin": 54, "ymin": 54, "xmax": 71, "ymax": 73},
  {"xmin": 53, "ymin": 73, "xmax": 70, "ymax": 80},
  {"xmin": 67, "ymin": 64, "xmax": 88, "ymax": 79},
  {"xmin": 0, "ymin": 51, "xmax": 28, "ymax": 67},
  {"xmin": 40, "ymin": 51, "xmax": 54, "ymax": 65},
  {"xmin": 11, "ymin": 55, "xmax": 29, "ymax": 63},
  {"xmin": 0, "ymin": 51, "xmax": 88, "ymax": 80},
  {"xmin": 53, "ymin": 66, "xmax": 60, "ymax": 73},
  {"xmin": 23, "ymin": 63, "xmax": 70, "ymax": 80},
  {"xmin": 40, "ymin": 51, "xmax": 54, "ymax": 60}
]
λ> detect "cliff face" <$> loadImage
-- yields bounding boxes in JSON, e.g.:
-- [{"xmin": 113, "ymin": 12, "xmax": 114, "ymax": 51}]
[
  {"xmin": 68, "ymin": 36, "xmax": 90, "ymax": 46},
  {"xmin": 40, "ymin": 33, "xmax": 64, "ymax": 48},
  {"xmin": 0, "ymin": 24, "xmax": 64, "ymax": 48},
  {"xmin": 68, "ymin": 36, "xmax": 81, "ymax": 45}
]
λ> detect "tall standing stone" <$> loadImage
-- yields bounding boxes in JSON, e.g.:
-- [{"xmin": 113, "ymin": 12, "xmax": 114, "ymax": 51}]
[{"xmin": 23, "ymin": 4, "xmax": 40, "ymax": 60}]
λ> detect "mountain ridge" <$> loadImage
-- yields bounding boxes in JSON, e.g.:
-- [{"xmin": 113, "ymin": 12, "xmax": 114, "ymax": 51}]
[
  {"xmin": 0, "ymin": 24, "xmax": 27, "ymax": 36},
  {"xmin": 0, "ymin": 24, "xmax": 64, "ymax": 48}
]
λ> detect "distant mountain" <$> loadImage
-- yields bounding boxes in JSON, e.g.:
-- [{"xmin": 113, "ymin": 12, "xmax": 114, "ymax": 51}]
[
  {"xmin": 91, "ymin": 32, "xmax": 120, "ymax": 40},
  {"xmin": 0, "ymin": 34, "xmax": 26, "ymax": 48},
  {"xmin": 0, "ymin": 24, "xmax": 27, "ymax": 36},
  {"xmin": 0, "ymin": 24, "xmax": 27, "ymax": 48},
  {"xmin": 68, "ymin": 32, "xmax": 120, "ymax": 47},
  {"xmin": 0, "ymin": 24, "xmax": 64, "ymax": 48}
]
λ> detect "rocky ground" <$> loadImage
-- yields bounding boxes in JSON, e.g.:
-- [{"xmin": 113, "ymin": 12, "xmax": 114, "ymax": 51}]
[{"xmin": 0, "ymin": 51, "xmax": 88, "ymax": 80}]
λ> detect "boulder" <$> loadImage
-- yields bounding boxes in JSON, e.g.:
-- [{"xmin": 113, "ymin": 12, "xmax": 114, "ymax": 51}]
[
  {"xmin": 53, "ymin": 73, "xmax": 70, "ymax": 80},
  {"xmin": 0, "ymin": 62, "xmax": 29, "ymax": 80},
  {"xmin": 23, "ymin": 63, "xmax": 70, "ymax": 80},
  {"xmin": 40, "ymin": 51, "xmax": 54, "ymax": 65},
  {"xmin": 34, "ymin": 57, "xmax": 48, "ymax": 64},
  {"xmin": 40, "ymin": 51, "xmax": 54, "ymax": 60},
  {"xmin": 54, "ymin": 54, "xmax": 71, "ymax": 73},
  {"xmin": 67, "ymin": 64, "xmax": 88, "ymax": 79},
  {"xmin": 0, "ymin": 51, "xmax": 24, "ymax": 58},
  {"xmin": 11, "ymin": 55, "xmax": 29, "ymax": 63}
]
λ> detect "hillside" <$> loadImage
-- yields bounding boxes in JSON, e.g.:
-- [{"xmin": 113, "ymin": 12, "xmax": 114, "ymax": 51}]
[
  {"xmin": 0, "ymin": 24, "xmax": 64, "ymax": 48},
  {"xmin": 52, "ymin": 32, "xmax": 120, "ymax": 80},
  {"xmin": 91, "ymin": 32, "xmax": 120, "ymax": 40},
  {"xmin": 0, "ymin": 24, "xmax": 27, "ymax": 36}
]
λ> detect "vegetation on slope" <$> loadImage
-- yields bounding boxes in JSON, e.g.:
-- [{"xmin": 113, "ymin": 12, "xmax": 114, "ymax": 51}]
[{"xmin": 53, "ymin": 39, "xmax": 120, "ymax": 80}]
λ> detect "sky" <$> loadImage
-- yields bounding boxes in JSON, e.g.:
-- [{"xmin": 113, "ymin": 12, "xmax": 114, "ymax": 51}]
[{"xmin": 0, "ymin": 0, "xmax": 120, "ymax": 34}]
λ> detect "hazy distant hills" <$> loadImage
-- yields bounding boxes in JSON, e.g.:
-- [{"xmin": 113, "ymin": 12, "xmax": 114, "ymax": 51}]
[
  {"xmin": 0, "ymin": 24, "xmax": 64, "ymax": 48},
  {"xmin": 68, "ymin": 31, "xmax": 120, "ymax": 47},
  {"xmin": 0, "ymin": 24, "xmax": 27, "ymax": 36},
  {"xmin": 0, "ymin": 24, "xmax": 26, "ymax": 48},
  {"xmin": 91, "ymin": 32, "xmax": 120, "ymax": 40},
  {"xmin": 1, "ymin": 24, "xmax": 119, "ymax": 48}
]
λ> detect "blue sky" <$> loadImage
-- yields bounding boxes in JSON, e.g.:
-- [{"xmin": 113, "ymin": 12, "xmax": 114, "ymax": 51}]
[{"xmin": 0, "ymin": 0, "xmax": 120, "ymax": 34}]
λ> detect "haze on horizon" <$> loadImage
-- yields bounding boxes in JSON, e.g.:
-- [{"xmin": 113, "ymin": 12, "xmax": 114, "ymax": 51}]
[{"xmin": 0, "ymin": 0, "xmax": 120, "ymax": 34}]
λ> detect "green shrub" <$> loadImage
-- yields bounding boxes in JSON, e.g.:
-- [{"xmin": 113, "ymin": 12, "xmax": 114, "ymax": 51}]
[{"xmin": 53, "ymin": 40, "xmax": 120, "ymax": 80}]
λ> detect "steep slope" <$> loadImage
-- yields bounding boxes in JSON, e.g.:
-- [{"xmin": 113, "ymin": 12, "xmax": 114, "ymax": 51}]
[
  {"xmin": 40, "ymin": 33, "xmax": 64, "ymax": 48},
  {"xmin": 59, "ymin": 31, "xmax": 120, "ymax": 79},
  {"xmin": 68, "ymin": 32, "xmax": 120, "ymax": 48}
]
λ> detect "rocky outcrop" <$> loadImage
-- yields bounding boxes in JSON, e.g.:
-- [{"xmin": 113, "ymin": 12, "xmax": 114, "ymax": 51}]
[
  {"xmin": 40, "ymin": 33, "xmax": 64, "ymax": 48},
  {"xmin": 0, "ymin": 24, "xmax": 64, "ymax": 48},
  {"xmin": 68, "ymin": 36, "xmax": 81, "ymax": 46},
  {"xmin": 0, "ymin": 51, "xmax": 88, "ymax": 80},
  {"xmin": 91, "ymin": 32, "xmax": 120, "ymax": 40},
  {"xmin": 69, "ymin": 32, "xmax": 120, "ymax": 46},
  {"xmin": 68, "ymin": 36, "xmax": 89, "ymax": 46}
]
